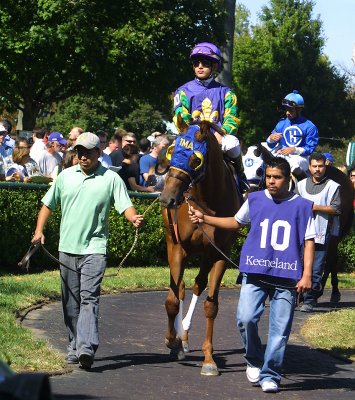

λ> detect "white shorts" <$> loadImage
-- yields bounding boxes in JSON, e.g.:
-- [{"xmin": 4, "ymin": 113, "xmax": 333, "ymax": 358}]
[{"xmin": 221, "ymin": 135, "xmax": 240, "ymax": 158}]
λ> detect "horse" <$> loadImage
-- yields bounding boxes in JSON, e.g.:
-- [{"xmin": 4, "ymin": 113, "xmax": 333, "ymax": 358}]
[
  {"xmin": 159, "ymin": 114, "xmax": 241, "ymax": 376},
  {"xmin": 250, "ymin": 144, "xmax": 354, "ymax": 301}
]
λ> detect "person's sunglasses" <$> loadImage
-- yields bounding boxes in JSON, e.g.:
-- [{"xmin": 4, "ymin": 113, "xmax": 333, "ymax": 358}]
[
  {"xmin": 192, "ymin": 59, "xmax": 212, "ymax": 68},
  {"xmin": 125, "ymin": 140, "xmax": 136, "ymax": 144}
]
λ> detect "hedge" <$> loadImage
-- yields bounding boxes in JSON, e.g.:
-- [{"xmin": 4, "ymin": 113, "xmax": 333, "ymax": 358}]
[{"xmin": 0, "ymin": 183, "xmax": 353, "ymax": 272}]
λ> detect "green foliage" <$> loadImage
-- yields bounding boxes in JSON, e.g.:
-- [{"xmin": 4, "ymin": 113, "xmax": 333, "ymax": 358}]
[
  {"xmin": 234, "ymin": 0, "xmax": 355, "ymax": 145},
  {"xmin": 0, "ymin": 0, "xmax": 225, "ymax": 129},
  {"xmin": 0, "ymin": 185, "xmax": 247, "ymax": 271},
  {"xmin": 116, "ymin": 102, "xmax": 167, "ymax": 139},
  {"xmin": 45, "ymin": 95, "xmax": 119, "ymax": 135}
]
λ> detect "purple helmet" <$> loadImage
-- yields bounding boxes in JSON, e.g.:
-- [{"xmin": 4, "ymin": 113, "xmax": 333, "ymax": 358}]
[{"xmin": 190, "ymin": 42, "xmax": 222, "ymax": 69}]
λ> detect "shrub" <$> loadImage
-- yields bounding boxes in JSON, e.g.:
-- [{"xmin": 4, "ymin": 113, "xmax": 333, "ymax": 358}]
[{"xmin": 1, "ymin": 184, "xmax": 354, "ymax": 273}]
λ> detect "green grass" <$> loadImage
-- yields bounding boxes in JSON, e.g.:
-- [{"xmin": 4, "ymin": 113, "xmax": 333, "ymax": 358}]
[
  {"xmin": 0, "ymin": 268, "xmax": 354, "ymax": 372},
  {"xmin": 301, "ymin": 308, "xmax": 355, "ymax": 361}
]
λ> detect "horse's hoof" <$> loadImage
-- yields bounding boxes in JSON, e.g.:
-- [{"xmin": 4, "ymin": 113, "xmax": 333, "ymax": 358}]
[
  {"xmin": 170, "ymin": 346, "xmax": 185, "ymax": 361},
  {"xmin": 166, "ymin": 338, "xmax": 185, "ymax": 361},
  {"xmin": 182, "ymin": 340, "xmax": 190, "ymax": 353},
  {"xmin": 201, "ymin": 363, "xmax": 219, "ymax": 376}
]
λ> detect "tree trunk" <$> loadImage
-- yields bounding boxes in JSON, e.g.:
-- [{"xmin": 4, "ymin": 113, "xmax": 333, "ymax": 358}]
[
  {"xmin": 21, "ymin": 100, "xmax": 39, "ymax": 131},
  {"xmin": 217, "ymin": 0, "xmax": 236, "ymax": 87}
]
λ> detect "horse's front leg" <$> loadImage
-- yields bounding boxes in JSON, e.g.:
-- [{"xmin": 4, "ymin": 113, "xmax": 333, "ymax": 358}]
[
  {"xmin": 165, "ymin": 244, "xmax": 186, "ymax": 360},
  {"xmin": 181, "ymin": 260, "xmax": 211, "ymax": 353},
  {"xmin": 201, "ymin": 259, "xmax": 226, "ymax": 376}
]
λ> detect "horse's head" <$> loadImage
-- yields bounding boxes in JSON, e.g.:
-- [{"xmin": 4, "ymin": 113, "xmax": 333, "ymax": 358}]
[{"xmin": 160, "ymin": 115, "xmax": 216, "ymax": 208}]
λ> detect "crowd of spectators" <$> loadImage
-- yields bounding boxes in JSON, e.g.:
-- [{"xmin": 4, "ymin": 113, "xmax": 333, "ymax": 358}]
[{"xmin": 0, "ymin": 120, "xmax": 171, "ymax": 193}]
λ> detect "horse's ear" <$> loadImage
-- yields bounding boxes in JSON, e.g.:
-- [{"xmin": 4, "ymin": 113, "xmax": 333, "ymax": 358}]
[
  {"xmin": 195, "ymin": 121, "xmax": 209, "ymax": 142},
  {"xmin": 176, "ymin": 113, "xmax": 188, "ymax": 134}
]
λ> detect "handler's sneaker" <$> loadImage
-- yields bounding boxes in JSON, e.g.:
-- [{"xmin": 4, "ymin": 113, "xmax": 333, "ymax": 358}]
[
  {"xmin": 246, "ymin": 366, "xmax": 260, "ymax": 383},
  {"xmin": 261, "ymin": 380, "xmax": 279, "ymax": 393},
  {"xmin": 65, "ymin": 354, "xmax": 78, "ymax": 364},
  {"xmin": 299, "ymin": 303, "xmax": 314, "ymax": 312}
]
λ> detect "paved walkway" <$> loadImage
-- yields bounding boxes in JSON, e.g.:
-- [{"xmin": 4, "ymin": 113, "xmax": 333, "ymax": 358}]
[{"xmin": 23, "ymin": 289, "xmax": 355, "ymax": 400}]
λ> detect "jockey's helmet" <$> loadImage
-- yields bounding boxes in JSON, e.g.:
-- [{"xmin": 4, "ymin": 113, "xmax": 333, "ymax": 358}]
[
  {"xmin": 190, "ymin": 42, "xmax": 222, "ymax": 70},
  {"xmin": 281, "ymin": 90, "xmax": 304, "ymax": 109}
]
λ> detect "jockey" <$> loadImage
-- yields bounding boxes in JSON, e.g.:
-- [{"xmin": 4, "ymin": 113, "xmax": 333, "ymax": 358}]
[
  {"xmin": 173, "ymin": 42, "xmax": 248, "ymax": 192},
  {"xmin": 266, "ymin": 90, "xmax": 319, "ymax": 178}
]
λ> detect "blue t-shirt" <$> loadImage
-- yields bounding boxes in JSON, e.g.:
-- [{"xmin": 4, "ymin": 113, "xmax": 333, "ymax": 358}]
[
  {"xmin": 139, "ymin": 154, "xmax": 157, "ymax": 186},
  {"xmin": 237, "ymin": 190, "xmax": 314, "ymax": 280}
]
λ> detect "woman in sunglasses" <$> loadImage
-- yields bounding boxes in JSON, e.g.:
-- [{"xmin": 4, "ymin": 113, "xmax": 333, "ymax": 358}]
[
  {"xmin": 173, "ymin": 42, "xmax": 248, "ymax": 193},
  {"xmin": 266, "ymin": 90, "xmax": 319, "ymax": 179}
]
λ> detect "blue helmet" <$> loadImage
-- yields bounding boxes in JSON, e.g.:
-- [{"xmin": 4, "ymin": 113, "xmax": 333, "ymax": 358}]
[
  {"xmin": 190, "ymin": 42, "xmax": 222, "ymax": 70},
  {"xmin": 282, "ymin": 90, "xmax": 304, "ymax": 109}
]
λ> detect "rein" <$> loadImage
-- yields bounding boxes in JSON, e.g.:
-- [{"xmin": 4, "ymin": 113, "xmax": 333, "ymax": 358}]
[{"xmin": 18, "ymin": 196, "xmax": 161, "ymax": 278}]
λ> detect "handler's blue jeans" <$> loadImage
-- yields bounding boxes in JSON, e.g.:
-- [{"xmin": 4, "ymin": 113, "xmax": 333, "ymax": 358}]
[
  {"xmin": 59, "ymin": 252, "xmax": 106, "ymax": 358},
  {"xmin": 303, "ymin": 238, "xmax": 329, "ymax": 305},
  {"xmin": 236, "ymin": 274, "xmax": 296, "ymax": 385}
]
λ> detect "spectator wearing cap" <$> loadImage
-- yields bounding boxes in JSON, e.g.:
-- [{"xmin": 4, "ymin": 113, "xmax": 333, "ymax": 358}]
[
  {"xmin": 1, "ymin": 119, "xmax": 15, "ymax": 157},
  {"xmin": 323, "ymin": 152, "xmax": 334, "ymax": 166},
  {"xmin": 0, "ymin": 123, "xmax": 8, "ymax": 158},
  {"xmin": 0, "ymin": 123, "xmax": 13, "ymax": 178},
  {"xmin": 31, "ymin": 131, "xmax": 144, "ymax": 370},
  {"xmin": 37, "ymin": 132, "xmax": 66, "ymax": 178}
]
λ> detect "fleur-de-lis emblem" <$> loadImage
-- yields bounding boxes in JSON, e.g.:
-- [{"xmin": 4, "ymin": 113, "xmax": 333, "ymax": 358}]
[{"xmin": 192, "ymin": 98, "xmax": 219, "ymax": 122}]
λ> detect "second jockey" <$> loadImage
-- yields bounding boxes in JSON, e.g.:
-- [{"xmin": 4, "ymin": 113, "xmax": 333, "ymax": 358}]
[
  {"xmin": 266, "ymin": 90, "xmax": 319, "ymax": 177},
  {"xmin": 173, "ymin": 41, "xmax": 248, "ymax": 192}
]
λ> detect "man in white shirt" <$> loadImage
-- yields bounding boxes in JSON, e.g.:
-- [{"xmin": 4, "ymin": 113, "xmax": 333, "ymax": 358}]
[{"xmin": 38, "ymin": 132, "xmax": 66, "ymax": 177}]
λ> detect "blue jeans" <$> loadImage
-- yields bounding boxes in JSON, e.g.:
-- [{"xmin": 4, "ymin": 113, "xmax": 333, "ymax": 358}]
[
  {"xmin": 303, "ymin": 239, "xmax": 329, "ymax": 305},
  {"xmin": 59, "ymin": 252, "xmax": 107, "ymax": 358},
  {"xmin": 236, "ymin": 274, "xmax": 296, "ymax": 384}
]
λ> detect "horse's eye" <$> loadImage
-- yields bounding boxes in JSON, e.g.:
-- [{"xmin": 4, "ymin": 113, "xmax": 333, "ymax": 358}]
[{"xmin": 189, "ymin": 151, "xmax": 204, "ymax": 171}]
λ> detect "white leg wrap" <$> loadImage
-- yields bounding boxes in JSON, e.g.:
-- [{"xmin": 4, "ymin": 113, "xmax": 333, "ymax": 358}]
[
  {"xmin": 182, "ymin": 294, "xmax": 199, "ymax": 332},
  {"xmin": 174, "ymin": 300, "xmax": 184, "ymax": 338}
]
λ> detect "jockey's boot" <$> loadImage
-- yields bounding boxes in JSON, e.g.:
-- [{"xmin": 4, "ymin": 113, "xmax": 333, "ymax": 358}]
[{"xmin": 232, "ymin": 154, "xmax": 250, "ymax": 194}]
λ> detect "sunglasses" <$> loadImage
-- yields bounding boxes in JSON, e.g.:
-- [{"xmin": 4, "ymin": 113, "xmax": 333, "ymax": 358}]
[
  {"xmin": 192, "ymin": 59, "xmax": 213, "ymax": 68},
  {"xmin": 125, "ymin": 139, "xmax": 136, "ymax": 144}
]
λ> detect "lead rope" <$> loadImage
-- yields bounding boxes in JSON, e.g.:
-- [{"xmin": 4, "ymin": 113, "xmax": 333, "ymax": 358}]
[
  {"xmin": 106, "ymin": 195, "xmax": 161, "ymax": 277},
  {"xmin": 18, "ymin": 196, "xmax": 161, "ymax": 279}
]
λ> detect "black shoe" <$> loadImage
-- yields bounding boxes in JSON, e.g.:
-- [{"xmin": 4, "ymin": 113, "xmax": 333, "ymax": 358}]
[
  {"xmin": 79, "ymin": 353, "xmax": 93, "ymax": 370},
  {"xmin": 330, "ymin": 291, "xmax": 341, "ymax": 303},
  {"xmin": 65, "ymin": 354, "xmax": 79, "ymax": 364}
]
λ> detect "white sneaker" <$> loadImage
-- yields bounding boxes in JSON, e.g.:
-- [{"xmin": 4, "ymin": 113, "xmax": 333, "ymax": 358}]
[
  {"xmin": 246, "ymin": 366, "xmax": 260, "ymax": 383},
  {"xmin": 261, "ymin": 380, "xmax": 279, "ymax": 393}
]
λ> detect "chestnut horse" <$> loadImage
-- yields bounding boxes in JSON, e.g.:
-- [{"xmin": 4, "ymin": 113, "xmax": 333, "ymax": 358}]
[{"xmin": 160, "ymin": 115, "xmax": 241, "ymax": 376}]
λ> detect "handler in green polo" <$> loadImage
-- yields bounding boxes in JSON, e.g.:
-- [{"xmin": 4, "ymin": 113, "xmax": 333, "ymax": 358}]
[{"xmin": 32, "ymin": 132, "xmax": 144, "ymax": 370}]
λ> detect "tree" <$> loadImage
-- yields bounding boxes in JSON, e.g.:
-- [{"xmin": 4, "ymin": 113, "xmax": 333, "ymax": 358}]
[
  {"xmin": 0, "ymin": 0, "xmax": 225, "ymax": 130},
  {"xmin": 233, "ymin": 0, "xmax": 355, "ymax": 144}
]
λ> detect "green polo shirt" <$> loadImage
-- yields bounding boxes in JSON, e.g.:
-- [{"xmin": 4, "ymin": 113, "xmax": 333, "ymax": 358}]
[{"xmin": 42, "ymin": 163, "xmax": 133, "ymax": 255}]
